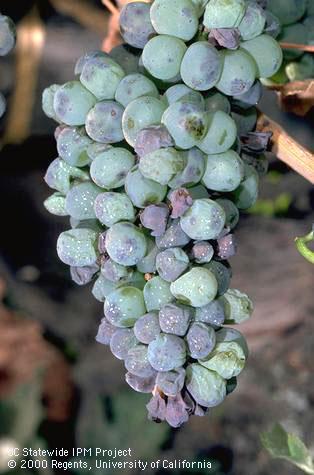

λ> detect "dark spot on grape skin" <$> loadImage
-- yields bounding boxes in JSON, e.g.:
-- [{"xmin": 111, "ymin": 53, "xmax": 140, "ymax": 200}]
[
  {"xmin": 185, "ymin": 117, "xmax": 206, "ymax": 140},
  {"xmin": 230, "ymin": 79, "xmax": 249, "ymax": 94},
  {"xmin": 127, "ymin": 118, "xmax": 135, "ymax": 129}
]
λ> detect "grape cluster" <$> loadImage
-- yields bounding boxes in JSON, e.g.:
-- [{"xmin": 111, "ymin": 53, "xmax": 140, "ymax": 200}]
[
  {"xmin": 266, "ymin": 0, "xmax": 314, "ymax": 83},
  {"xmin": 0, "ymin": 13, "xmax": 16, "ymax": 118},
  {"xmin": 43, "ymin": 0, "xmax": 282, "ymax": 427}
]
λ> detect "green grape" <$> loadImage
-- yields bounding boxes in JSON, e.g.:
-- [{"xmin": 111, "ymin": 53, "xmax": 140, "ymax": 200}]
[
  {"xmin": 57, "ymin": 127, "xmax": 91, "ymax": 167},
  {"xmin": 164, "ymin": 84, "xmax": 205, "ymax": 106},
  {"xmin": 42, "ymin": 85, "xmax": 60, "ymax": 122},
  {"xmin": 205, "ymin": 261, "xmax": 232, "ymax": 297},
  {"xmin": 125, "ymin": 166, "xmax": 167, "ymax": 209},
  {"xmin": 104, "ymin": 286, "xmax": 146, "ymax": 327},
  {"xmin": 44, "ymin": 193, "xmax": 67, "ymax": 217},
  {"xmin": 142, "ymin": 35, "xmax": 187, "ymax": 81},
  {"xmin": 0, "ymin": 14, "xmax": 16, "ymax": 56},
  {"xmin": 169, "ymin": 147, "xmax": 205, "ymax": 189},
  {"xmin": 303, "ymin": 16, "xmax": 314, "ymax": 45},
  {"xmin": 198, "ymin": 111, "xmax": 237, "ymax": 154},
  {"xmin": 80, "ymin": 56, "xmax": 125, "ymax": 100},
  {"xmin": 180, "ymin": 199, "xmax": 226, "ymax": 240},
  {"xmin": 216, "ymin": 199, "xmax": 240, "ymax": 230},
  {"xmin": 94, "ymin": 192, "xmax": 135, "ymax": 227},
  {"xmin": 92, "ymin": 275, "xmax": 118, "ymax": 302},
  {"xmin": 150, "ymin": 0, "xmax": 199, "ymax": 41},
  {"xmin": 231, "ymin": 164, "xmax": 259, "ymax": 209},
  {"xmin": 180, "ymin": 42, "xmax": 223, "ymax": 91},
  {"xmin": 216, "ymin": 327, "xmax": 249, "ymax": 358},
  {"xmin": 238, "ymin": 2, "xmax": 266, "ymax": 40},
  {"xmin": 115, "ymin": 73, "xmax": 159, "ymax": 108},
  {"xmin": 53, "ymin": 81, "xmax": 96, "ymax": 126},
  {"xmin": 86, "ymin": 143, "xmax": 112, "ymax": 161},
  {"xmin": 122, "ymin": 96, "xmax": 166, "ymax": 146},
  {"xmin": 216, "ymin": 49, "xmax": 256, "ymax": 96},
  {"xmin": 162, "ymin": 101, "xmax": 208, "ymax": 149},
  {"xmin": 143, "ymin": 276, "xmax": 173, "ymax": 311},
  {"xmin": 57, "ymin": 228, "xmax": 98, "ymax": 267},
  {"xmin": 65, "ymin": 182, "xmax": 101, "ymax": 220},
  {"xmin": 220, "ymin": 288, "xmax": 253, "ymax": 323},
  {"xmin": 105, "ymin": 222, "xmax": 148, "ymax": 266},
  {"xmin": 139, "ymin": 147, "xmax": 186, "ymax": 185},
  {"xmin": 85, "ymin": 101, "xmax": 124, "ymax": 143},
  {"xmin": 170, "ymin": 267, "xmax": 218, "ymax": 307},
  {"xmin": 110, "ymin": 44, "xmax": 141, "ymax": 75},
  {"xmin": 90, "ymin": 147, "xmax": 135, "ymax": 189},
  {"xmin": 70, "ymin": 218, "xmax": 102, "ymax": 232},
  {"xmin": 204, "ymin": 92, "xmax": 231, "ymax": 114},
  {"xmin": 190, "ymin": 0, "xmax": 209, "ymax": 17},
  {"xmin": 285, "ymin": 54, "xmax": 314, "ymax": 81},
  {"xmin": 186, "ymin": 363, "xmax": 226, "ymax": 407},
  {"xmin": 44, "ymin": 158, "xmax": 89, "ymax": 194},
  {"xmin": 267, "ymin": 0, "xmax": 307, "ymax": 26},
  {"xmin": 74, "ymin": 51, "xmax": 108, "ymax": 75},
  {"xmin": 202, "ymin": 150, "xmax": 245, "ymax": 192},
  {"xmin": 125, "ymin": 271, "xmax": 146, "ymax": 290},
  {"xmin": 199, "ymin": 341, "xmax": 246, "ymax": 379},
  {"xmin": 203, "ymin": 0, "xmax": 246, "ymax": 29},
  {"xmin": 241, "ymin": 34, "xmax": 283, "ymax": 77},
  {"xmin": 147, "ymin": 333, "xmax": 187, "ymax": 371}
]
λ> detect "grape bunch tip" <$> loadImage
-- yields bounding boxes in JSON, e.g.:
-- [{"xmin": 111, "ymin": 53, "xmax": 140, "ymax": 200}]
[{"xmin": 42, "ymin": 0, "xmax": 283, "ymax": 428}]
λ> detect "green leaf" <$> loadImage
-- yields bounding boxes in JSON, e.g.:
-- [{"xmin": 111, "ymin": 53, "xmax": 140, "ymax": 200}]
[{"xmin": 261, "ymin": 424, "xmax": 314, "ymax": 474}]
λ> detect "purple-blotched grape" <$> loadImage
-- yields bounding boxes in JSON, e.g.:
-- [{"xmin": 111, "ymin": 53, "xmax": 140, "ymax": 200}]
[
  {"xmin": 134, "ymin": 312, "xmax": 161, "ymax": 344},
  {"xmin": 125, "ymin": 344, "xmax": 156, "ymax": 378},
  {"xmin": 148, "ymin": 333, "xmax": 187, "ymax": 372},
  {"xmin": 186, "ymin": 322, "xmax": 216, "ymax": 359},
  {"xmin": 110, "ymin": 328, "xmax": 138, "ymax": 360},
  {"xmin": 156, "ymin": 248, "xmax": 189, "ymax": 282},
  {"xmin": 159, "ymin": 303, "xmax": 192, "ymax": 336}
]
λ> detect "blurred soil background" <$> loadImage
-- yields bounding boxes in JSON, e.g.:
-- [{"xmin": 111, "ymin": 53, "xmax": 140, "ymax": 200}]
[{"xmin": 0, "ymin": 2, "xmax": 313, "ymax": 474}]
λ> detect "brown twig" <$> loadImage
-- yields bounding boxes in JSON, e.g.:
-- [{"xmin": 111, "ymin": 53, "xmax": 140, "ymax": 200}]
[
  {"xmin": 266, "ymin": 80, "xmax": 314, "ymax": 116},
  {"xmin": 257, "ymin": 112, "xmax": 314, "ymax": 184},
  {"xmin": 101, "ymin": 0, "xmax": 119, "ymax": 16},
  {"xmin": 50, "ymin": 0, "xmax": 108, "ymax": 36},
  {"xmin": 279, "ymin": 42, "xmax": 314, "ymax": 53}
]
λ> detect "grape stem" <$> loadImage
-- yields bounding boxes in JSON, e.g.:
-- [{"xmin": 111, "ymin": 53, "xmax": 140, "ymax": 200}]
[
  {"xmin": 257, "ymin": 112, "xmax": 314, "ymax": 184},
  {"xmin": 279, "ymin": 42, "xmax": 314, "ymax": 53},
  {"xmin": 101, "ymin": 0, "xmax": 119, "ymax": 16},
  {"xmin": 295, "ymin": 226, "xmax": 314, "ymax": 264}
]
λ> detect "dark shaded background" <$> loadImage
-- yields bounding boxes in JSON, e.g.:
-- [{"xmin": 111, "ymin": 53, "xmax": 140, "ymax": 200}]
[{"xmin": 0, "ymin": 2, "xmax": 313, "ymax": 474}]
